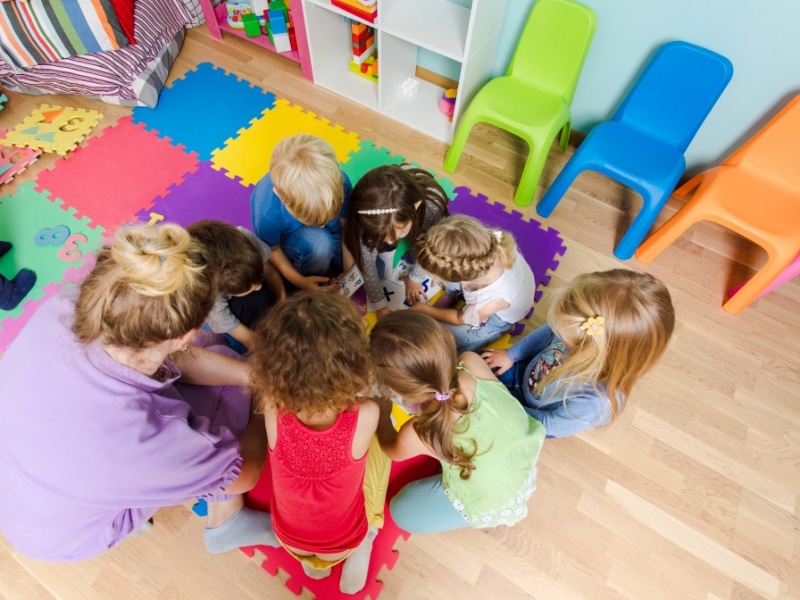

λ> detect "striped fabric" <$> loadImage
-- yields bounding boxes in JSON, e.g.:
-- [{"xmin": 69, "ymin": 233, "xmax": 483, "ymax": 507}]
[
  {"xmin": 0, "ymin": 0, "xmax": 201, "ymax": 107},
  {"xmin": 0, "ymin": 0, "xmax": 129, "ymax": 70}
]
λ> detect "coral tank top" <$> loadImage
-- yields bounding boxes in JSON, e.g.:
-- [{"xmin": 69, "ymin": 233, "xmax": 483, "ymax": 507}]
[{"xmin": 269, "ymin": 408, "xmax": 368, "ymax": 553}]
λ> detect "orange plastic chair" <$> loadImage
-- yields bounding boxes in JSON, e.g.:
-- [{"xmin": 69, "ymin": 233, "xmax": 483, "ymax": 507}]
[{"xmin": 635, "ymin": 94, "xmax": 800, "ymax": 314}]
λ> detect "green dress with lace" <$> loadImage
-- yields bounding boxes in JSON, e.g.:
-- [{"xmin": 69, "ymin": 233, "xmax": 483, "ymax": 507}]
[{"xmin": 441, "ymin": 365, "xmax": 546, "ymax": 528}]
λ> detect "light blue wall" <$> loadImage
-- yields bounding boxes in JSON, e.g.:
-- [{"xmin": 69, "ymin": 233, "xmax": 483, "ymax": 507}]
[{"xmin": 490, "ymin": 0, "xmax": 800, "ymax": 172}]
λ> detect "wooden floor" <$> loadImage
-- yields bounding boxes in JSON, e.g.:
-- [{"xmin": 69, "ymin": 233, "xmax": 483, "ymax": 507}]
[{"xmin": 1, "ymin": 25, "xmax": 799, "ymax": 600}]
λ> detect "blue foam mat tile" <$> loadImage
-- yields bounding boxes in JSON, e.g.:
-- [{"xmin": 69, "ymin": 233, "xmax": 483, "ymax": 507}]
[{"xmin": 132, "ymin": 62, "xmax": 276, "ymax": 160}]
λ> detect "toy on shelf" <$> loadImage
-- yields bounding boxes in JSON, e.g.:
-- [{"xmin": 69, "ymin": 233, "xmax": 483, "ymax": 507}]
[
  {"xmin": 401, "ymin": 77, "xmax": 420, "ymax": 95},
  {"xmin": 227, "ymin": 1, "xmax": 261, "ymax": 27},
  {"xmin": 241, "ymin": 12, "xmax": 262, "ymax": 36},
  {"xmin": 348, "ymin": 19, "xmax": 378, "ymax": 82},
  {"xmin": 332, "ymin": 0, "xmax": 377, "ymax": 23},
  {"xmin": 439, "ymin": 88, "xmax": 457, "ymax": 121},
  {"xmin": 267, "ymin": 7, "xmax": 292, "ymax": 52}
]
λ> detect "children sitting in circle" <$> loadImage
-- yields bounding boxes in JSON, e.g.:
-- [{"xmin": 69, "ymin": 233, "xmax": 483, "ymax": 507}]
[
  {"xmin": 248, "ymin": 291, "xmax": 391, "ymax": 595},
  {"xmin": 250, "ymin": 133, "xmax": 352, "ymax": 292},
  {"xmin": 412, "ymin": 214, "xmax": 536, "ymax": 353},
  {"xmin": 482, "ymin": 269, "xmax": 675, "ymax": 437},
  {"xmin": 343, "ymin": 164, "xmax": 450, "ymax": 317},
  {"xmin": 370, "ymin": 310, "xmax": 546, "ymax": 533},
  {"xmin": 188, "ymin": 219, "xmax": 285, "ymax": 351}
]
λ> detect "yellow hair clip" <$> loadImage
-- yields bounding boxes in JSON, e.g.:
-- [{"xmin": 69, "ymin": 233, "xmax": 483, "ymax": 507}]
[{"xmin": 580, "ymin": 316, "xmax": 605, "ymax": 336}]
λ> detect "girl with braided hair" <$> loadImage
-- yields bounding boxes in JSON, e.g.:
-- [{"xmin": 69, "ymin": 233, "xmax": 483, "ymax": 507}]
[
  {"xmin": 343, "ymin": 164, "xmax": 449, "ymax": 317},
  {"xmin": 370, "ymin": 310, "xmax": 546, "ymax": 533},
  {"xmin": 482, "ymin": 269, "xmax": 675, "ymax": 437},
  {"xmin": 412, "ymin": 214, "xmax": 535, "ymax": 353}
]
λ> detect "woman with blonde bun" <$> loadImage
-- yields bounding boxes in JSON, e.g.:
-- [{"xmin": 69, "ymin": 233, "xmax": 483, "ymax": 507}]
[{"xmin": 0, "ymin": 223, "xmax": 278, "ymax": 562}]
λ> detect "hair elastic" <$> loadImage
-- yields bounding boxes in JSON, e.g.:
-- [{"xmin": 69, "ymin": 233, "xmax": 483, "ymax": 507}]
[
  {"xmin": 434, "ymin": 392, "xmax": 450, "ymax": 401},
  {"xmin": 493, "ymin": 230, "xmax": 503, "ymax": 242},
  {"xmin": 158, "ymin": 255, "xmax": 166, "ymax": 263},
  {"xmin": 356, "ymin": 207, "xmax": 399, "ymax": 215}
]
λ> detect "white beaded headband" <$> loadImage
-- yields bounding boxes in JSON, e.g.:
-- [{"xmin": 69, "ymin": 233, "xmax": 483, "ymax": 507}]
[{"xmin": 356, "ymin": 208, "xmax": 399, "ymax": 215}]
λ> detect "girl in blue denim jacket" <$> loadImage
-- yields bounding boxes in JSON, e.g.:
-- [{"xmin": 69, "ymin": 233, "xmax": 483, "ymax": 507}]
[{"xmin": 482, "ymin": 269, "xmax": 675, "ymax": 437}]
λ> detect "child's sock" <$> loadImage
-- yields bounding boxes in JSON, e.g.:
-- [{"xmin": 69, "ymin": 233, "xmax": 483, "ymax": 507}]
[
  {"xmin": 203, "ymin": 506, "xmax": 279, "ymax": 554},
  {"xmin": 301, "ymin": 562, "xmax": 332, "ymax": 580},
  {"xmin": 339, "ymin": 526, "xmax": 379, "ymax": 594},
  {"xmin": 130, "ymin": 518, "xmax": 154, "ymax": 537}
]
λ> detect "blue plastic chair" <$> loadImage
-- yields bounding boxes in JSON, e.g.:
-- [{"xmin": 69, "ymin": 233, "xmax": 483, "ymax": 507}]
[{"xmin": 536, "ymin": 41, "xmax": 734, "ymax": 259}]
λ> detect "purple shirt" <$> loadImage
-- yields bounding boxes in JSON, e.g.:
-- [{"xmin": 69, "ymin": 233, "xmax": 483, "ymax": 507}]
[{"xmin": 0, "ymin": 290, "xmax": 247, "ymax": 562}]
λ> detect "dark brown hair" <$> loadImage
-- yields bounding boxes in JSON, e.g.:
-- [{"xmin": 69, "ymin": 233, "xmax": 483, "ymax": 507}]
[
  {"xmin": 344, "ymin": 164, "xmax": 449, "ymax": 271},
  {"xmin": 188, "ymin": 220, "xmax": 263, "ymax": 296}
]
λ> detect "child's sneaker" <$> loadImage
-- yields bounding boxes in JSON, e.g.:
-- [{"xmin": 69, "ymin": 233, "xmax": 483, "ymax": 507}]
[{"xmin": 0, "ymin": 269, "xmax": 37, "ymax": 311}]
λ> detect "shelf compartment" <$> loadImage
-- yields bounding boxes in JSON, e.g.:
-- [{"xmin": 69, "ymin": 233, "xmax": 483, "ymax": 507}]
[
  {"xmin": 379, "ymin": 32, "xmax": 454, "ymax": 142},
  {"xmin": 304, "ymin": 3, "xmax": 379, "ymax": 110},
  {"xmin": 380, "ymin": 0, "xmax": 470, "ymax": 61}
]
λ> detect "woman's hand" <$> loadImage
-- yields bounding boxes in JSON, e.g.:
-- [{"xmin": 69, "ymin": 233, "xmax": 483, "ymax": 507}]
[{"xmin": 481, "ymin": 348, "xmax": 513, "ymax": 375}]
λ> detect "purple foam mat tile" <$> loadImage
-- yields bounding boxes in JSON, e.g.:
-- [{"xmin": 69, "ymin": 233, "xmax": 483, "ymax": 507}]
[
  {"xmin": 449, "ymin": 186, "xmax": 567, "ymax": 303},
  {"xmin": 134, "ymin": 161, "xmax": 255, "ymax": 230}
]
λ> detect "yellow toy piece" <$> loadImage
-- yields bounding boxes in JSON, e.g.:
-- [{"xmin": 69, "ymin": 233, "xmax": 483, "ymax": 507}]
[{"xmin": 5, "ymin": 105, "xmax": 102, "ymax": 155}]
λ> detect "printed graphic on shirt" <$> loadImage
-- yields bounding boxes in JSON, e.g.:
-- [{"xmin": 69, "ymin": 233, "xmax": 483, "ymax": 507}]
[{"xmin": 528, "ymin": 341, "xmax": 567, "ymax": 397}]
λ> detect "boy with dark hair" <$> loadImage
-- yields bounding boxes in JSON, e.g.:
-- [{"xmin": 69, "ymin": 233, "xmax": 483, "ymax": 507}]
[{"xmin": 188, "ymin": 220, "xmax": 285, "ymax": 351}]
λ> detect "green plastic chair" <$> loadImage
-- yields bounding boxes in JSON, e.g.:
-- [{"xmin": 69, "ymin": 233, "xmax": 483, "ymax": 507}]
[{"xmin": 443, "ymin": 0, "xmax": 597, "ymax": 207}]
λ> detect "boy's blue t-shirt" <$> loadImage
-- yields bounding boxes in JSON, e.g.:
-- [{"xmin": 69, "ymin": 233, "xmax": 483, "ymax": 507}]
[{"xmin": 250, "ymin": 171, "xmax": 352, "ymax": 247}]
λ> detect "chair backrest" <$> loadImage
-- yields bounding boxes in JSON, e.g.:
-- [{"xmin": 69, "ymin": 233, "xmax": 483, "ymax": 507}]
[
  {"xmin": 507, "ymin": 0, "xmax": 597, "ymax": 103},
  {"xmin": 612, "ymin": 41, "xmax": 733, "ymax": 152},
  {"xmin": 726, "ymin": 94, "xmax": 800, "ymax": 193}
]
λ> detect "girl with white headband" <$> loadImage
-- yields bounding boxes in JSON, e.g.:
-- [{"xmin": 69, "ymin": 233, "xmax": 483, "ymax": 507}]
[
  {"xmin": 369, "ymin": 310, "xmax": 546, "ymax": 533},
  {"xmin": 343, "ymin": 164, "xmax": 449, "ymax": 317}
]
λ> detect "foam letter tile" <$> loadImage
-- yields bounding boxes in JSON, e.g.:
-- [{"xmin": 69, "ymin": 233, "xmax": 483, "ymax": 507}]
[
  {"xmin": 4, "ymin": 105, "xmax": 102, "ymax": 155},
  {"xmin": 0, "ymin": 128, "xmax": 41, "ymax": 185}
]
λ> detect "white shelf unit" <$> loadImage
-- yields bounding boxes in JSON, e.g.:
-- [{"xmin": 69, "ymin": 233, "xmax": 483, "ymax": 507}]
[{"xmin": 301, "ymin": 0, "xmax": 508, "ymax": 142}]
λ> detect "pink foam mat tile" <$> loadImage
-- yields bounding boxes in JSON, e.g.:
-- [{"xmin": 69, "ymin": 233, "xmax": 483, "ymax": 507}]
[
  {"xmin": 240, "ymin": 455, "xmax": 439, "ymax": 599},
  {"xmin": 35, "ymin": 117, "xmax": 200, "ymax": 234}
]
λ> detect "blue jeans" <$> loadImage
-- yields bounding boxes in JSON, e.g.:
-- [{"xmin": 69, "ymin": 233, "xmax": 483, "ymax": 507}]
[
  {"xmin": 440, "ymin": 282, "xmax": 512, "ymax": 353},
  {"xmin": 281, "ymin": 226, "xmax": 342, "ymax": 277},
  {"xmin": 390, "ymin": 475, "xmax": 469, "ymax": 534},
  {"xmin": 443, "ymin": 313, "xmax": 513, "ymax": 354},
  {"xmin": 495, "ymin": 323, "xmax": 557, "ymax": 407}
]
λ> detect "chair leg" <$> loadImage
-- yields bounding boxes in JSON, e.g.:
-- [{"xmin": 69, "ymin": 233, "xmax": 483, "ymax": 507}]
[
  {"xmin": 727, "ymin": 251, "xmax": 800, "ymax": 300},
  {"xmin": 535, "ymin": 155, "xmax": 583, "ymax": 218},
  {"xmin": 722, "ymin": 256, "xmax": 790, "ymax": 315},
  {"xmin": 614, "ymin": 190, "xmax": 670, "ymax": 260},
  {"xmin": 444, "ymin": 112, "xmax": 476, "ymax": 173},
  {"xmin": 558, "ymin": 122, "xmax": 571, "ymax": 151},
  {"xmin": 634, "ymin": 204, "xmax": 702, "ymax": 263},
  {"xmin": 674, "ymin": 172, "xmax": 705, "ymax": 197},
  {"xmin": 512, "ymin": 140, "xmax": 550, "ymax": 207}
]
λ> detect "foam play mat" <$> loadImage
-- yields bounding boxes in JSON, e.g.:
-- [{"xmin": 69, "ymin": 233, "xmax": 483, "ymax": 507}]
[{"xmin": 0, "ymin": 62, "xmax": 567, "ymax": 598}]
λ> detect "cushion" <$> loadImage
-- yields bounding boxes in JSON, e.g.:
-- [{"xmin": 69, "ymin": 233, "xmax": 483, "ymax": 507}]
[
  {"xmin": 0, "ymin": 0, "xmax": 130, "ymax": 71},
  {"xmin": 109, "ymin": 0, "xmax": 135, "ymax": 44}
]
